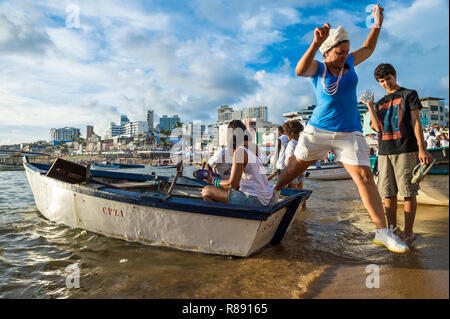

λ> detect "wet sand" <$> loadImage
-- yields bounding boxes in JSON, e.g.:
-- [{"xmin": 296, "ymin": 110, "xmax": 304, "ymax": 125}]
[
  {"xmin": 303, "ymin": 265, "xmax": 448, "ymax": 299},
  {"xmin": 304, "ymin": 203, "xmax": 449, "ymax": 299}
]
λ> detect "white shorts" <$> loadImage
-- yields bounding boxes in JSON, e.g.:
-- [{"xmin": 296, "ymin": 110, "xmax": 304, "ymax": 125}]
[{"xmin": 294, "ymin": 125, "xmax": 370, "ymax": 166}]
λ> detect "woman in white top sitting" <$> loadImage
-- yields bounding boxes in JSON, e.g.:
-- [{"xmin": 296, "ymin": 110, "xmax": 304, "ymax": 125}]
[
  {"xmin": 202, "ymin": 120, "xmax": 274, "ymax": 207},
  {"xmin": 283, "ymin": 120, "xmax": 304, "ymax": 189}
]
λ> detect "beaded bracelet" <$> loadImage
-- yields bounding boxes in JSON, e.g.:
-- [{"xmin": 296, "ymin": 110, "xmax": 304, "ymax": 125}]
[{"xmin": 214, "ymin": 178, "xmax": 222, "ymax": 188}]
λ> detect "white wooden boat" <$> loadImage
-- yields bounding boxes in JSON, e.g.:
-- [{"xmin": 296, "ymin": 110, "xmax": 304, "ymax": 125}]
[
  {"xmin": 0, "ymin": 163, "xmax": 24, "ymax": 171},
  {"xmin": 306, "ymin": 165, "xmax": 351, "ymax": 180},
  {"xmin": 23, "ymin": 157, "xmax": 311, "ymax": 257},
  {"xmin": 414, "ymin": 174, "xmax": 449, "ymax": 206}
]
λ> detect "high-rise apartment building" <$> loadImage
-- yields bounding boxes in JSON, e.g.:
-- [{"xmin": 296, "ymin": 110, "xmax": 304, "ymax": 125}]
[
  {"xmin": 218, "ymin": 105, "xmax": 234, "ymax": 123},
  {"xmin": 217, "ymin": 105, "xmax": 268, "ymax": 124},
  {"xmin": 159, "ymin": 115, "xmax": 181, "ymax": 132},
  {"xmin": 86, "ymin": 125, "xmax": 94, "ymax": 139},
  {"xmin": 50, "ymin": 127, "xmax": 80, "ymax": 143},
  {"xmin": 120, "ymin": 115, "xmax": 130, "ymax": 126},
  {"xmin": 146, "ymin": 110, "xmax": 154, "ymax": 130},
  {"xmin": 105, "ymin": 122, "xmax": 121, "ymax": 139},
  {"xmin": 123, "ymin": 121, "xmax": 148, "ymax": 137}
]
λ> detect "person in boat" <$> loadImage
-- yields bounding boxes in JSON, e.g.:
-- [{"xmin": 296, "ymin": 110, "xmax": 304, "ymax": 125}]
[
  {"xmin": 273, "ymin": 5, "xmax": 411, "ymax": 253},
  {"xmin": 202, "ymin": 120, "xmax": 274, "ymax": 207},
  {"xmin": 283, "ymin": 119, "xmax": 304, "ymax": 189},
  {"xmin": 267, "ymin": 126, "xmax": 289, "ymax": 181},
  {"xmin": 205, "ymin": 145, "xmax": 232, "ymax": 179},
  {"xmin": 362, "ymin": 63, "xmax": 433, "ymax": 245}
]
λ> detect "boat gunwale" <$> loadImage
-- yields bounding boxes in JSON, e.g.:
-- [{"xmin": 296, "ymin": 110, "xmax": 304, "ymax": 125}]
[
  {"xmin": 24, "ymin": 160, "xmax": 311, "ymax": 221},
  {"xmin": 306, "ymin": 166, "xmax": 345, "ymax": 171}
]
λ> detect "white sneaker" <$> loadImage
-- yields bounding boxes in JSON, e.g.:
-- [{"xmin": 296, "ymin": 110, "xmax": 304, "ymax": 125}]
[{"xmin": 373, "ymin": 228, "xmax": 410, "ymax": 253}]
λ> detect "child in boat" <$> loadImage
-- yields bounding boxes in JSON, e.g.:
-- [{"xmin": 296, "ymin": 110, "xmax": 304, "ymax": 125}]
[{"xmin": 201, "ymin": 120, "xmax": 274, "ymax": 207}]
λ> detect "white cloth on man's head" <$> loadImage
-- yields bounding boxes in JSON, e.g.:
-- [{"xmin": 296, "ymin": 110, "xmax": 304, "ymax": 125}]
[{"xmin": 319, "ymin": 26, "xmax": 349, "ymax": 54}]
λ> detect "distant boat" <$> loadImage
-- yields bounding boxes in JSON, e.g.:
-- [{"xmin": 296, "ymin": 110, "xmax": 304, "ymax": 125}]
[
  {"xmin": 306, "ymin": 164, "xmax": 351, "ymax": 180},
  {"xmin": 112, "ymin": 163, "xmax": 145, "ymax": 168},
  {"xmin": 149, "ymin": 164, "xmax": 177, "ymax": 169},
  {"xmin": 23, "ymin": 157, "xmax": 311, "ymax": 257},
  {"xmin": 0, "ymin": 163, "xmax": 24, "ymax": 171},
  {"xmin": 371, "ymin": 147, "xmax": 449, "ymax": 206},
  {"xmin": 91, "ymin": 163, "xmax": 120, "ymax": 170}
]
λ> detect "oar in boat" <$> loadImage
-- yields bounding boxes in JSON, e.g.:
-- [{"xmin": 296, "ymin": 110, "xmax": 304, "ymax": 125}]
[{"xmin": 163, "ymin": 161, "xmax": 183, "ymax": 200}]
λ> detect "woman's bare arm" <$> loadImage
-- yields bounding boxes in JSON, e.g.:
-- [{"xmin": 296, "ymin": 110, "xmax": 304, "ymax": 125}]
[
  {"xmin": 295, "ymin": 23, "xmax": 330, "ymax": 77},
  {"xmin": 351, "ymin": 5, "xmax": 384, "ymax": 66}
]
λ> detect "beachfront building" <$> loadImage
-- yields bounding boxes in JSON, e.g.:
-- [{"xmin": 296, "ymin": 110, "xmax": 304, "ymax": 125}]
[
  {"xmin": 122, "ymin": 121, "xmax": 148, "ymax": 137},
  {"xmin": 218, "ymin": 105, "xmax": 234, "ymax": 123},
  {"xmin": 420, "ymin": 97, "xmax": 448, "ymax": 128},
  {"xmin": 86, "ymin": 125, "xmax": 94, "ymax": 139},
  {"xmin": 215, "ymin": 104, "xmax": 274, "ymax": 148},
  {"xmin": 182, "ymin": 120, "xmax": 206, "ymax": 150},
  {"xmin": 105, "ymin": 122, "xmax": 121, "ymax": 139},
  {"xmin": 50, "ymin": 127, "xmax": 80, "ymax": 145},
  {"xmin": 217, "ymin": 105, "xmax": 268, "ymax": 125},
  {"xmin": 146, "ymin": 110, "xmax": 154, "ymax": 130},
  {"xmin": 159, "ymin": 115, "xmax": 181, "ymax": 132}
]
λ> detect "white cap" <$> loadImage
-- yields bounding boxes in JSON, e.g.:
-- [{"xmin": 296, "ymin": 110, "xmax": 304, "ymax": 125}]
[{"xmin": 319, "ymin": 26, "xmax": 349, "ymax": 54}]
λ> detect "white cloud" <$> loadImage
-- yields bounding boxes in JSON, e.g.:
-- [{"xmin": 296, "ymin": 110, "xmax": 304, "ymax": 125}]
[{"xmin": 0, "ymin": 0, "xmax": 447, "ymax": 145}]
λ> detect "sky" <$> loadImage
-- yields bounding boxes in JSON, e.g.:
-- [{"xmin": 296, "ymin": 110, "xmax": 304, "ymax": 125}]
[{"xmin": 0, "ymin": 0, "xmax": 448, "ymax": 145}]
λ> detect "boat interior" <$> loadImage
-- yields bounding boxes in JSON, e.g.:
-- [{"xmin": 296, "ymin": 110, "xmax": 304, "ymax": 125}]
[{"xmin": 34, "ymin": 157, "xmax": 289, "ymax": 203}]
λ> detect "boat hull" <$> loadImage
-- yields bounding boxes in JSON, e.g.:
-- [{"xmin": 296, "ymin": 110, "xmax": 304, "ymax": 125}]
[
  {"xmin": 306, "ymin": 166, "xmax": 351, "ymax": 180},
  {"xmin": 409, "ymin": 174, "xmax": 448, "ymax": 206},
  {"xmin": 24, "ymin": 160, "xmax": 310, "ymax": 257}
]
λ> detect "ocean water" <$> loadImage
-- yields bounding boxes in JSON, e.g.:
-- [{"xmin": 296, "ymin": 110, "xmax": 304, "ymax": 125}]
[{"xmin": 0, "ymin": 165, "xmax": 448, "ymax": 298}]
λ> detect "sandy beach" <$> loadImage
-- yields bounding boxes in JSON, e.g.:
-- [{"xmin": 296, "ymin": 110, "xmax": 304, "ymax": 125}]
[{"xmin": 303, "ymin": 203, "xmax": 449, "ymax": 299}]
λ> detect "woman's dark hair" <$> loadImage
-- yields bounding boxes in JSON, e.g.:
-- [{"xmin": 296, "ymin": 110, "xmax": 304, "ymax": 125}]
[
  {"xmin": 278, "ymin": 126, "xmax": 284, "ymax": 135},
  {"xmin": 374, "ymin": 63, "xmax": 397, "ymax": 81},
  {"xmin": 283, "ymin": 120, "xmax": 304, "ymax": 140},
  {"xmin": 227, "ymin": 120, "xmax": 249, "ymax": 150}
]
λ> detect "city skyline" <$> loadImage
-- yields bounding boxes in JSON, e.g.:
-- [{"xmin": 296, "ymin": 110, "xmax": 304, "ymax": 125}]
[{"xmin": 0, "ymin": 0, "xmax": 449, "ymax": 145}]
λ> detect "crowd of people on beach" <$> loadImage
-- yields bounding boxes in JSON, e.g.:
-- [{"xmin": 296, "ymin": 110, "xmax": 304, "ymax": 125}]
[{"xmin": 193, "ymin": 4, "xmax": 449, "ymax": 254}]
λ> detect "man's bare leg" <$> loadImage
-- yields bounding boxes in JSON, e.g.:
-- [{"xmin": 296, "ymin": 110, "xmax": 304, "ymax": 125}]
[
  {"xmin": 343, "ymin": 163, "xmax": 387, "ymax": 229},
  {"xmin": 384, "ymin": 196, "xmax": 398, "ymax": 228},
  {"xmin": 403, "ymin": 196, "xmax": 417, "ymax": 237},
  {"xmin": 202, "ymin": 185, "xmax": 229, "ymax": 203}
]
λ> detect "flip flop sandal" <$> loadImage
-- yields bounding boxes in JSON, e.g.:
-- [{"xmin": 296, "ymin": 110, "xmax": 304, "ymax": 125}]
[
  {"xmin": 411, "ymin": 159, "xmax": 436, "ymax": 184},
  {"xmin": 193, "ymin": 169, "xmax": 220, "ymax": 180}
]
